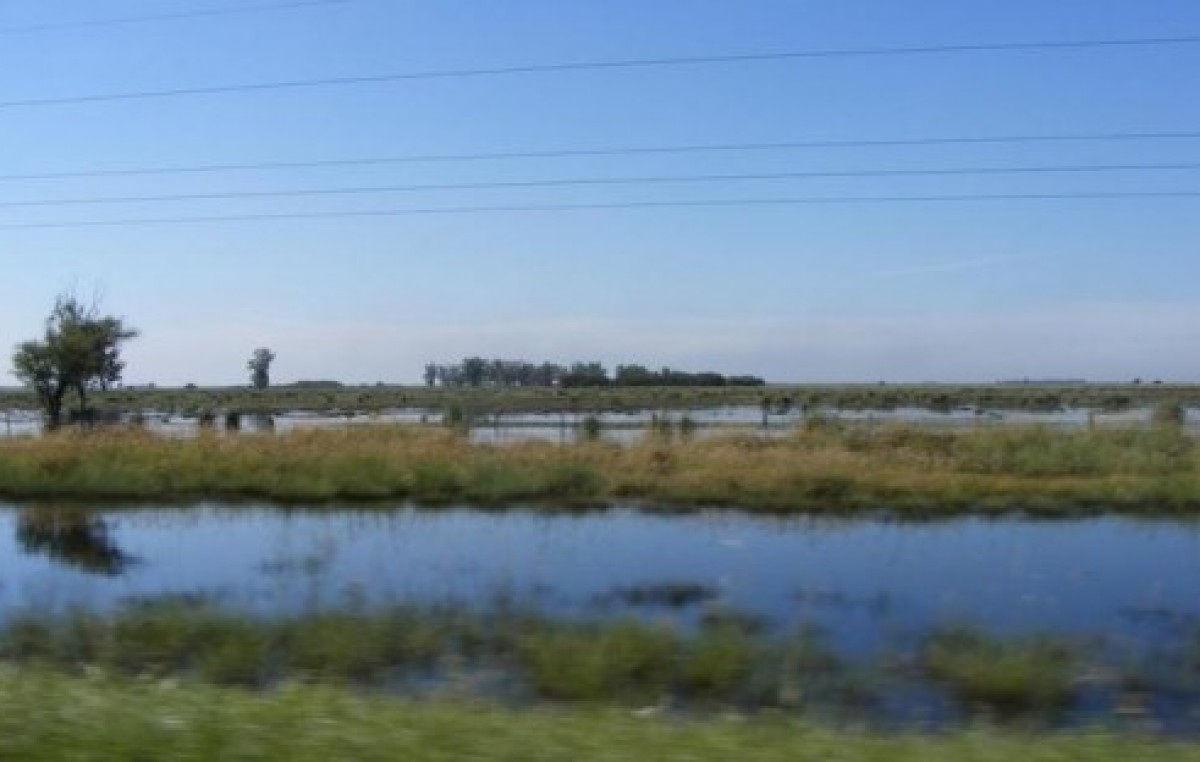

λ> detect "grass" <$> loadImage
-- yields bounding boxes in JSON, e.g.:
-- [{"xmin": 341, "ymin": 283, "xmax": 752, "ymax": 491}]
[
  {"xmin": 1, "ymin": 424, "xmax": 1200, "ymax": 513},
  {"xmin": 921, "ymin": 627, "xmax": 1080, "ymax": 715},
  {"xmin": 0, "ymin": 601, "xmax": 844, "ymax": 710},
  {"xmin": 5, "ymin": 381, "xmax": 1200, "ymax": 416},
  {"xmin": 2, "ymin": 670, "xmax": 1197, "ymax": 762},
  {"xmin": 6, "ymin": 600, "xmax": 1195, "ymax": 726}
]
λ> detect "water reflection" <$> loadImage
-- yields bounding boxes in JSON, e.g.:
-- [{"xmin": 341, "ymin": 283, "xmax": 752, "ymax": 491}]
[{"xmin": 16, "ymin": 507, "xmax": 135, "ymax": 576}]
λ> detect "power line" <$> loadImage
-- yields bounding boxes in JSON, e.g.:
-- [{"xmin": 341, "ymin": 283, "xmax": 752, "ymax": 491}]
[
  {"xmin": 0, "ymin": 1, "xmax": 357, "ymax": 36},
  {"xmin": 1, "ymin": 34, "xmax": 1197, "ymax": 110},
  {"xmin": 2, "ymin": 191, "xmax": 1197, "ymax": 231},
  {"xmin": 3, "ymin": 162, "xmax": 1199, "ymax": 208},
  {"xmin": 3, "ymin": 131, "xmax": 1200, "ymax": 182}
]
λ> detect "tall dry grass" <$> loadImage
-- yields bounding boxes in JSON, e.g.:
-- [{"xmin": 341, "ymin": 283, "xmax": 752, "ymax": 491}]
[{"xmin": 0, "ymin": 424, "xmax": 1196, "ymax": 512}]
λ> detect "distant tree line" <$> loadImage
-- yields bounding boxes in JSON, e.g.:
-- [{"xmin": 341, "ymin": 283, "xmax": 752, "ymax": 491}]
[{"xmin": 423, "ymin": 358, "xmax": 764, "ymax": 389}]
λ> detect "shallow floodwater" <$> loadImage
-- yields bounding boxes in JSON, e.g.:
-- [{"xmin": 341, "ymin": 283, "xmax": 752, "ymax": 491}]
[
  {"xmin": 2, "ymin": 504, "xmax": 1198, "ymax": 655},
  {"xmin": 3, "ymin": 502, "xmax": 1199, "ymax": 731},
  {"xmin": 4, "ymin": 404, "xmax": 1199, "ymax": 442}
]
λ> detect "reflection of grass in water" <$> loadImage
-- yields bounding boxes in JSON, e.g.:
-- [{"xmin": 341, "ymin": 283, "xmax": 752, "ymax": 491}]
[
  {"xmin": 4, "ymin": 425, "xmax": 1200, "ymax": 513},
  {"xmin": 596, "ymin": 582, "xmax": 719, "ymax": 609},
  {"xmin": 921, "ymin": 627, "xmax": 1080, "ymax": 715},
  {"xmin": 3, "ymin": 670, "xmax": 1196, "ymax": 762}
]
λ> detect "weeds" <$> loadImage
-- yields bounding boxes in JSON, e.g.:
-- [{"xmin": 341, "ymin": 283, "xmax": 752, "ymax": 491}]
[
  {"xmin": 921, "ymin": 627, "xmax": 1080, "ymax": 715},
  {"xmin": 0, "ymin": 425, "xmax": 1199, "ymax": 513}
]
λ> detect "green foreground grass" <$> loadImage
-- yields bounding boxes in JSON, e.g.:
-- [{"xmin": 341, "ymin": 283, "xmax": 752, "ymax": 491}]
[
  {"xmin": 0, "ymin": 670, "xmax": 1195, "ymax": 762},
  {"xmin": 2, "ymin": 424, "xmax": 1200, "ymax": 513}
]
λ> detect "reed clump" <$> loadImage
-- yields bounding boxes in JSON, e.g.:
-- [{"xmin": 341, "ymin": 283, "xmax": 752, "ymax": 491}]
[
  {"xmin": 921, "ymin": 627, "xmax": 1080, "ymax": 715},
  {"xmin": 0, "ymin": 424, "xmax": 1198, "ymax": 513},
  {"xmin": 0, "ymin": 602, "xmax": 844, "ymax": 709}
]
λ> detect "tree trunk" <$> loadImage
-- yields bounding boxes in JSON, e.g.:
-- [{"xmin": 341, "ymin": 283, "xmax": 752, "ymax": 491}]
[{"xmin": 46, "ymin": 390, "xmax": 65, "ymax": 430}]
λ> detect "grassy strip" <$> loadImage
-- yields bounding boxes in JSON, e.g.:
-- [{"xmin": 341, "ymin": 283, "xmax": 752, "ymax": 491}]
[
  {"xmin": 0, "ymin": 669, "xmax": 1196, "ymax": 762},
  {"xmin": 5, "ymin": 381, "xmax": 1200, "ymax": 414},
  {"xmin": 0, "ymin": 603, "xmax": 847, "ymax": 710},
  {"xmin": 1, "ymin": 425, "xmax": 1200, "ymax": 512},
  {"xmin": 6, "ymin": 603, "xmax": 1196, "ymax": 719}
]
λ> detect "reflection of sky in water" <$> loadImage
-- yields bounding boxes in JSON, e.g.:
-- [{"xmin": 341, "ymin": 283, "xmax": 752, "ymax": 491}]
[{"xmin": 1, "ymin": 504, "xmax": 1197, "ymax": 658}]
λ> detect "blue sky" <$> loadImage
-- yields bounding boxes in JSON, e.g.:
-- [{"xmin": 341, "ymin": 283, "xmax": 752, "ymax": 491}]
[{"xmin": 2, "ymin": 0, "xmax": 1198, "ymax": 385}]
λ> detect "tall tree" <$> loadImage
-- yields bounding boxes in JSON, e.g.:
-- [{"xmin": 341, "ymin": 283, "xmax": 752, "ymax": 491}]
[
  {"xmin": 247, "ymin": 348, "xmax": 277, "ymax": 389},
  {"xmin": 11, "ymin": 294, "xmax": 138, "ymax": 428}
]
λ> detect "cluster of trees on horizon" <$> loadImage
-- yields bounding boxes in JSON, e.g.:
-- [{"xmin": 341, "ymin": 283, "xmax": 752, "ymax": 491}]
[{"xmin": 423, "ymin": 358, "xmax": 765, "ymax": 389}]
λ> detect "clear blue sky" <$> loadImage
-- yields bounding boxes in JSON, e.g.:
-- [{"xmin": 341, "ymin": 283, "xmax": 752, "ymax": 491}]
[{"xmin": 2, "ymin": 0, "xmax": 1198, "ymax": 385}]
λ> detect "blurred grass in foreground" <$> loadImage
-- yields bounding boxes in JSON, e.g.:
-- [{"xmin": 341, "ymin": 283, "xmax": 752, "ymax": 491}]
[{"xmin": 0, "ymin": 670, "xmax": 1195, "ymax": 762}]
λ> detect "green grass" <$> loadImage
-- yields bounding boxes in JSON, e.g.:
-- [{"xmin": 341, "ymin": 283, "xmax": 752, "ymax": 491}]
[
  {"xmin": 0, "ymin": 669, "xmax": 1196, "ymax": 762},
  {"xmin": 5, "ymin": 424, "xmax": 1200, "ymax": 513},
  {"xmin": 6, "ymin": 601, "xmax": 1195, "ymax": 726},
  {"xmin": 922, "ymin": 627, "xmax": 1080, "ymax": 714},
  {"xmin": 0, "ymin": 602, "xmax": 846, "ymax": 708}
]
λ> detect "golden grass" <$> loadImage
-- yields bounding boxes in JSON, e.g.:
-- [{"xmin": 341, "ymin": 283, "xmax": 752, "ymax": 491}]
[{"xmin": 0, "ymin": 424, "xmax": 1197, "ymax": 512}]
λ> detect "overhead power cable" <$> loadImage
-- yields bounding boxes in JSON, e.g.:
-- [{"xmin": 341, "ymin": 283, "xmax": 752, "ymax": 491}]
[
  {"xmin": 0, "ymin": 34, "xmax": 1197, "ymax": 110},
  {"xmin": 0, "ymin": 1, "xmax": 357, "ymax": 36},
  {"xmin": 2, "ymin": 192, "xmax": 1198, "ymax": 231},
  {"xmin": 3, "ymin": 162, "xmax": 1199, "ymax": 208},
  {"xmin": 3, "ymin": 131, "xmax": 1200, "ymax": 182}
]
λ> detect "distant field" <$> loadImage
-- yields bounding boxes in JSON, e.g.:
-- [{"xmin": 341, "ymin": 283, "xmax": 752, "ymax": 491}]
[{"xmin": 2, "ymin": 382, "xmax": 1199, "ymax": 415}]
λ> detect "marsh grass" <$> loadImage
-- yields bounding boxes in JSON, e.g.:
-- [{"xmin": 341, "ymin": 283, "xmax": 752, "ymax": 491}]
[
  {"xmin": 0, "ymin": 603, "xmax": 847, "ymax": 709},
  {"xmin": 1153, "ymin": 400, "xmax": 1188, "ymax": 428},
  {"xmin": 1, "ymin": 670, "xmax": 1194, "ymax": 762},
  {"xmin": 7, "ymin": 381, "xmax": 1200, "ymax": 419},
  {"xmin": 921, "ymin": 627, "xmax": 1080, "ymax": 715},
  {"xmin": 1, "ymin": 424, "xmax": 1199, "ymax": 512},
  {"xmin": 1, "ymin": 603, "xmax": 1195, "ymax": 726}
]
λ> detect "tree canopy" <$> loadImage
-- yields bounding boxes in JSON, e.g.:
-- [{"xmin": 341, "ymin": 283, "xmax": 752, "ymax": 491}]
[
  {"xmin": 247, "ymin": 348, "xmax": 277, "ymax": 389},
  {"xmin": 10, "ymin": 294, "xmax": 138, "ymax": 427},
  {"xmin": 423, "ymin": 357, "xmax": 764, "ymax": 389}
]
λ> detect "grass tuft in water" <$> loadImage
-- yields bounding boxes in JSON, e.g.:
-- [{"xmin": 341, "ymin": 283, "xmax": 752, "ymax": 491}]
[{"xmin": 921, "ymin": 626, "xmax": 1080, "ymax": 715}]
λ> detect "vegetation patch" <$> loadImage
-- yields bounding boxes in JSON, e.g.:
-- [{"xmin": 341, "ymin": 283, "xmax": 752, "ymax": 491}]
[
  {"xmin": 1, "ymin": 425, "xmax": 1200, "ymax": 513},
  {"xmin": 1, "ymin": 670, "xmax": 1196, "ymax": 762},
  {"xmin": 921, "ymin": 627, "xmax": 1081, "ymax": 715}
]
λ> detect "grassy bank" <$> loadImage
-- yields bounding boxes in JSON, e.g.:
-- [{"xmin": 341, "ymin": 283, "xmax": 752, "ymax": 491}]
[
  {"xmin": 0, "ymin": 670, "xmax": 1196, "ymax": 762},
  {"xmin": 1, "ymin": 424, "xmax": 1199, "ymax": 513}
]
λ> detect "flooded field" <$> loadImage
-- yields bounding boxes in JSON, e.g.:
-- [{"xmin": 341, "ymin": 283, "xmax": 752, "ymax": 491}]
[
  {"xmin": 3, "ymin": 502, "xmax": 1198, "ymax": 730},
  {"xmin": 3, "ymin": 404, "xmax": 1198, "ymax": 444}
]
